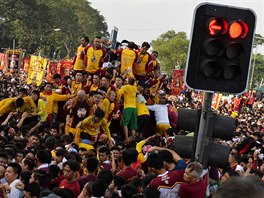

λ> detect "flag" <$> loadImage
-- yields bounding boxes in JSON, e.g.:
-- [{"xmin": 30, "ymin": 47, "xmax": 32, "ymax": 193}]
[
  {"xmin": 58, "ymin": 60, "xmax": 73, "ymax": 78},
  {"xmin": 27, "ymin": 55, "xmax": 48, "ymax": 86},
  {"xmin": 0, "ymin": 53, "xmax": 5, "ymax": 70},
  {"xmin": 47, "ymin": 61, "xmax": 59, "ymax": 83},
  {"xmin": 6, "ymin": 50, "xmax": 22, "ymax": 73},
  {"xmin": 23, "ymin": 57, "xmax": 30, "ymax": 72},
  {"xmin": 170, "ymin": 69, "xmax": 185, "ymax": 95}
]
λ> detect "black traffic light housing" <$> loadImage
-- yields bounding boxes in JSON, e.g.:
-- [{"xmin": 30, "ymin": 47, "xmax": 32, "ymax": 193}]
[
  {"xmin": 185, "ymin": 3, "xmax": 256, "ymax": 94},
  {"xmin": 174, "ymin": 108, "xmax": 236, "ymax": 168}
]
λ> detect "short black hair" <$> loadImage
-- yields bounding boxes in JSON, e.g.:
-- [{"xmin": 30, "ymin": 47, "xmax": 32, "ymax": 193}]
[
  {"xmin": 52, "ymin": 187, "xmax": 74, "ymax": 197},
  {"xmin": 98, "ymin": 146, "xmax": 110, "ymax": 155},
  {"xmin": 147, "ymin": 153, "xmax": 164, "ymax": 169},
  {"xmin": 122, "ymin": 149, "xmax": 138, "ymax": 166},
  {"xmin": 144, "ymin": 186, "xmax": 161, "ymax": 198},
  {"xmin": 23, "ymin": 158, "xmax": 35, "ymax": 171},
  {"xmin": 63, "ymin": 159, "xmax": 80, "ymax": 172},
  {"xmin": 128, "ymin": 41, "xmax": 135, "ymax": 49},
  {"xmin": 82, "ymin": 36, "xmax": 89, "ymax": 43},
  {"xmin": 36, "ymin": 150, "xmax": 51, "ymax": 164},
  {"xmin": 92, "ymin": 179, "xmax": 107, "ymax": 197},
  {"xmin": 141, "ymin": 42, "xmax": 150, "ymax": 49},
  {"xmin": 113, "ymin": 175, "xmax": 126, "ymax": 190},
  {"xmin": 15, "ymin": 98, "xmax": 24, "ymax": 108},
  {"xmin": 98, "ymin": 169, "xmax": 113, "ymax": 186},
  {"xmin": 19, "ymin": 88, "xmax": 28, "ymax": 96},
  {"xmin": 86, "ymin": 157, "xmax": 99, "ymax": 173},
  {"xmin": 8, "ymin": 163, "xmax": 22, "ymax": 178},
  {"xmin": 94, "ymin": 108, "xmax": 105, "ymax": 119},
  {"xmin": 121, "ymin": 184, "xmax": 138, "ymax": 198},
  {"xmin": 24, "ymin": 182, "xmax": 41, "ymax": 197},
  {"xmin": 158, "ymin": 150, "xmax": 174, "ymax": 164}
]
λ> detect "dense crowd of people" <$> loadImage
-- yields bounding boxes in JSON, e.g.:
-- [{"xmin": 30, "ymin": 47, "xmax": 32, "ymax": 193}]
[{"xmin": 0, "ymin": 35, "xmax": 263, "ymax": 198}]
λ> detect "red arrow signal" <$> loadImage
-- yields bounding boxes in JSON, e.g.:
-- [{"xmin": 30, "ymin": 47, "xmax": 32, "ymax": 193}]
[{"xmin": 208, "ymin": 18, "xmax": 228, "ymax": 36}]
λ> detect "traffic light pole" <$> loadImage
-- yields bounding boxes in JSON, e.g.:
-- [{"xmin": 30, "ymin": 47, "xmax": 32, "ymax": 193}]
[{"xmin": 194, "ymin": 92, "xmax": 213, "ymax": 167}]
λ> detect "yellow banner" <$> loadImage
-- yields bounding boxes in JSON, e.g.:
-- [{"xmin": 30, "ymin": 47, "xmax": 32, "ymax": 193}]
[{"xmin": 27, "ymin": 55, "xmax": 48, "ymax": 86}]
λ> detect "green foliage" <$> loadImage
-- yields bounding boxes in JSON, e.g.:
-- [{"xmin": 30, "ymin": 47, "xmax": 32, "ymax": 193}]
[
  {"xmin": 0, "ymin": 0, "xmax": 108, "ymax": 58},
  {"xmin": 250, "ymin": 53, "xmax": 264, "ymax": 88},
  {"xmin": 151, "ymin": 31, "xmax": 189, "ymax": 75}
]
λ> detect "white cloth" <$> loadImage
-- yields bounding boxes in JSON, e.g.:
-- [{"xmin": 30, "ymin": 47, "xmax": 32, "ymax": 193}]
[
  {"xmin": 37, "ymin": 163, "xmax": 49, "ymax": 169},
  {"xmin": 8, "ymin": 179, "xmax": 23, "ymax": 198},
  {"xmin": 147, "ymin": 104, "xmax": 170, "ymax": 124}
]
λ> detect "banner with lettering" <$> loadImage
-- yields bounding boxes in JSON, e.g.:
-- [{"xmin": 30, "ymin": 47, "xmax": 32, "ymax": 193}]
[
  {"xmin": 6, "ymin": 50, "xmax": 22, "ymax": 73},
  {"xmin": 0, "ymin": 53, "xmax": 5, "ymax": 71},
  {"xmin": 23, "ymin": 57, "xmax": 30, "ymax": 72},
  {"xmin": 170, "ymin": 69, "xmax": 185, "ymax": 96},
  {"xmin": 27, "ymin": 55, "xmax": 48, "ymax": 86},
  {"xmin": 58, "ymin": 60, "xmax": 73, "ymax": 78},
  {"xmin": 47, "ymin": 61, "xmax": 59, "ymax": 83}
]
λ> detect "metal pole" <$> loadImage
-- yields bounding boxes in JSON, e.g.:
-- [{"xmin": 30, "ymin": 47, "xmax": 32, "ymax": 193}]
[
  {"xmin": 13, "ymin": 39, "xmax": 15, "ymax": 50},
  {"xmin": 194, "ymin": 92, "xmax": 213, "ymax": 166},
  {"xmin": 249, "ymin": 46, "xmax": 257, "ymax": 89}
]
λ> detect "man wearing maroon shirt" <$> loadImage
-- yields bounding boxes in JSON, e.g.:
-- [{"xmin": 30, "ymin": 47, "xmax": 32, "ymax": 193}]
[
  {"xmin": 147, "ymin": 153, "xmax": 184, "ymax": 198},
  {"xmin": 178, "ymin": 162, "xmax": 207, "ymax": 198},
  {"xmin": 78, "ymin": 157, "xmax": 98, "ymax": 190},
  {"xmin": 59, "ymin": 159, "xmax": 81, "ymax": 198},
  {"xmin": 117, "ymin": 149, "xmax": 138, "ymax": 182}
]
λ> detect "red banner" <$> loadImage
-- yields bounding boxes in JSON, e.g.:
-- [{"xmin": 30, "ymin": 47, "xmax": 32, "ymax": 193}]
[
  {"xmin": 23, "ymin": 57, "xmax": 30, "ymax": 72},
  {"xmin": 6, "ymin": 50, "xmax": 22, "ymax": 73},
  {"xmin": 58, "ymin": 60, "xmax": 73, "ymax": 78},
  {"xmin": 47, "ymin": 61, "xmax": 59, "ymax": 83},
  {"xmin": 0, "ymin": 53, "xmax": 5, "ymax": 71},
  {"xmin": 170, "ymin": 69, "xmax": 185, "ymax": 95}
]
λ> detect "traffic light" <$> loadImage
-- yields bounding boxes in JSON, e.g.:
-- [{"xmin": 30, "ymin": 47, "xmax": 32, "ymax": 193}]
[
  {"xmin": 173, "ymin": 108, "xmax": 236, "ymax": 168},
  {"xmin": 185, "ymin": 3, "xmax": 256, "ymax": 93}
]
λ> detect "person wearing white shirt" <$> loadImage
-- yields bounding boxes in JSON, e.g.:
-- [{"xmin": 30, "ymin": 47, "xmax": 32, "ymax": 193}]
[
  {"xmin": 4, "ymin": 163, "xmax": 23, "ymax": 198},
  {"xmin": 147, "ymin": 95, "xmax": 171, "ymax": 136}
]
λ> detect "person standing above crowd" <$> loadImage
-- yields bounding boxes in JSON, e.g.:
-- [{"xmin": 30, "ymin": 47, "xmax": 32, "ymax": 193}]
[
  {"xmin": 117, "ymin": 77, "xmax": 137, "ymax": 141},
  {"xmin": 81, "ymin": 36, "xmax": 106, "ymax": 76},
  {"xmin": 72, "ymin": 36, "xmax": 89, "ymax": 74},
  {"xmin": 40, "ymin": 82, "xmax": 71, "ymax": 125},
  {"xmin": 133, "ymin": 42, "xmax": 153, "ymax": 81},
  {"xmin": 117, "ymin": 41, "xmax": 138, "ymax": 78}
]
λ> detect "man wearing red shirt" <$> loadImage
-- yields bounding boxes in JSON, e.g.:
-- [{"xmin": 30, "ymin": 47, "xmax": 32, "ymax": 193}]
[
  {"xmin": 117, "ymin": 149, "xmax": 138, "ymax": 182},
  {"xmin": 148, "ymin": 153, "xmax": 184, "ymax": 198},
  {"xmin": 59, "ymin": 159, "xmax": 80, "ymax": 198},
  {"xmin": 178, "ymin": 162, "xmax": 207, "ymax": 198}
]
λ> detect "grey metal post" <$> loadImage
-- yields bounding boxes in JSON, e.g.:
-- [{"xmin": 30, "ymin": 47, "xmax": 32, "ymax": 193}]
[{"xmin": 194, "ymin": 92, "xmax": 213, "ymax": 166}]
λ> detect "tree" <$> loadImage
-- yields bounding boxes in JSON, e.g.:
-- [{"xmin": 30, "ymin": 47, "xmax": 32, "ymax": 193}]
[
  {"xmin": 249, "ymin": 34, "xmax": 264, "ymax": 88},
  {"xmin": 0, "ymin": 0, "xmax": 108, "ymax": 58},
  {"xmin": 151, "ymin": 31, "xmax": 189, "ymax": 75}
]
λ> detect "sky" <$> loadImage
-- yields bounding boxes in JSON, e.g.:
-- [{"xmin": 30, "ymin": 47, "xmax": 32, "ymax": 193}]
[{"xmin": 88, "ymin": 0, "xmax": 264, "ymax": 54}]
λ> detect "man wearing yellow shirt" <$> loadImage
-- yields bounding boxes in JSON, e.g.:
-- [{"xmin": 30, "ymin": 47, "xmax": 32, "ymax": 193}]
[
  {"xmin": 136, "ymin": 81, "xmax": 150, "ymax": 138},
  {"xmin": 118, "ymin": 41, "xmax": 138, "ymax": 76},
  {"xmin": 72, "ymin": 36, "xmax": 89, "ymax": 73},
  {"xmin": 133, "ymin": 42, "xmax": 153, "ymax": 81},
  {"xmin": 117, "ymin": 77, "xmax": 137, "ymax": 141},
  {"xmin": 40, "ymin": 82, "xmax": 71, "ymax": 125},
  {"xmin": 80, "ymin": 36, "xmax": 106, "ymax": 75},
  {"xmin": 0, "ymin": 97, "xmax": 24, "ymax": 117},
  {"xmin": 30, "ymin": 90, "xmax": 48, "ymax": 122},
  {"xmin": 74, "ymin": 108, "xmax": 112, "ymax": 147}
]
